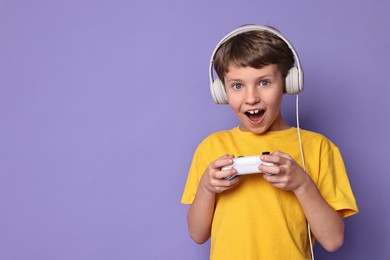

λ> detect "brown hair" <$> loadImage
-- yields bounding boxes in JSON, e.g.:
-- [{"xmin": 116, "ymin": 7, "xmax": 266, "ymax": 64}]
[{"xmin": 213, "ymin": 29, "xmax": 295, "ymax": 83}]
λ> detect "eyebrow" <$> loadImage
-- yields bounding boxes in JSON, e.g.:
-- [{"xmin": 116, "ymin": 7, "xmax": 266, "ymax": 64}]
[{"xmin": 225, "ymin": 74, "xmax": 276, "ymax": 83}]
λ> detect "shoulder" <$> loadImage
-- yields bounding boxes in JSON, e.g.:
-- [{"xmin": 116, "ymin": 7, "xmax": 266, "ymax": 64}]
[
  {"xmin": 301, "ymin": 130, "xmax": 341, "ymax": 159},
  {"xmin": 193, "ymin": 127, "xmax": 240, "ymax": 157},
  {"xmin": 199, "ymin": 128, "xmax": 237, "ymax": 144},
  {"xmin": 300, "ymin": 128, "xmax": 327, "ymax": 139},
  {"xmin": 300, "ymin": 129, "xmax": 337, "ymax": 146}
]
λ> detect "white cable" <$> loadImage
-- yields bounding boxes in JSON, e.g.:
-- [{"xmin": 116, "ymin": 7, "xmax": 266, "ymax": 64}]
[
  {"xmin": 295, "ymin": 95, "xmax": 306, "ymax": 171},
  {"xmin": 295, "ymin": 95, "xmax": 314, "ymax": 260}
]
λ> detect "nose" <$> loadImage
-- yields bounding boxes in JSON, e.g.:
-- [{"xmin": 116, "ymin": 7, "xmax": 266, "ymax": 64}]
[{"xmin": 245, "ymin": 87, "xmax": 260, "ymax": 104}]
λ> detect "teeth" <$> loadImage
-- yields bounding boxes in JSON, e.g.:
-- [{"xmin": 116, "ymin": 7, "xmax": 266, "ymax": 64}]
[{"xmin": 248, "ymin": 110, "xmax": 259, "ymax": 114}]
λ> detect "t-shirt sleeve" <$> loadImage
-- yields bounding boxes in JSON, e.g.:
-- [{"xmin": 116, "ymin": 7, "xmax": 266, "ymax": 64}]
[
  {"xmin": 181, "ymin": 144, "xmax": 208, "ymax": 204},
  {"xmin": 317, "ymin": 142, "xmax": 358, "ymax": 218}
]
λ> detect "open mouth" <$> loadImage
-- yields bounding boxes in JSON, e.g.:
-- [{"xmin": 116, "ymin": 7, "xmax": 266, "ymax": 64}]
[{"xmin": 245, "ymin": 109, "xmax": 265, "ymax": 123}]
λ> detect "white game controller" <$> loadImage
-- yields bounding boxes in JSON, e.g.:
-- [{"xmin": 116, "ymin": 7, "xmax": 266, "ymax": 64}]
[{"xmin": 222, "ymin": 155, "xmax": 274, "ymax": 180}]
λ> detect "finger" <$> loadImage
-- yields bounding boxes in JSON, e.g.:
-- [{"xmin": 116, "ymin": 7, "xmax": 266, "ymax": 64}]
[
  {"xmin": 263, "ymin": 173, "xmax": 276, "ymax": 183},
  {"xmin": 260, "ymin": 153, "xmax": 286, "ymax": 166},
  {"xmin": 212, "ymin": 176, "xmax": 241, "ymax": 193},
  {"xmin": 272, "ymin": 150, "xmax": 292, "ymax": 160},
  {"xmin": 221, "ymin": 168, "xmax": 237, "ymax": 180},
  {"xmin": 221, "ymin": 175, "xmax": 241, "ymax": 187},
  {"xmin": 262, "ymin": 173, "xmax": 283, "ymax": 184},
  {"xmin": 212, "ymin": 154, "xmax": 234, "ymax": 170}
]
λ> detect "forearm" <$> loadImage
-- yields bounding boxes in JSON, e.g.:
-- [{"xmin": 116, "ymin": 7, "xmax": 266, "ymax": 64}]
[
  {"xmin": 186, "ymin": 154, "xmax": 239, "ymax": 244},
  {"xmin": 294, "ymin": 177, "xmax": 344, "ymax": 252},
  {"xmin": 187, "ymin": 185, "xmax": 216, "ymax": 244}
]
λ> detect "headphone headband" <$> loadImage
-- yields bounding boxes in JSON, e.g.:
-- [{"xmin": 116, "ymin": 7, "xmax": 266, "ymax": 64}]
[{"xmin": 209, "ymin": 25, "xmax": 304, "ymax": 104}]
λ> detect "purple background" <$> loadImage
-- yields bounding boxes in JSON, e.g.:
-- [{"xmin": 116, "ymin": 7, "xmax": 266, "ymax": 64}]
[{"xmin": 0, "ymin": 0, "xmax": 389, "ymax": 259}]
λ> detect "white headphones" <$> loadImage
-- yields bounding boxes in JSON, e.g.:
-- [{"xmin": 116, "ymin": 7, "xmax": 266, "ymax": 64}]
[{"xmin": 209, "ymin": 25, "xmax": 304, "ymax": 104}]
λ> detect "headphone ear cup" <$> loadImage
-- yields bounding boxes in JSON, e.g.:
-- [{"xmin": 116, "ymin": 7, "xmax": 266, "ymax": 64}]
[
  {"xmin": 285, "ymin": 67, "xmax": 303, "ymax": 94},
  {"xmin": 211, "ymin": 78, "xmax": 228, "ymax": 104}
]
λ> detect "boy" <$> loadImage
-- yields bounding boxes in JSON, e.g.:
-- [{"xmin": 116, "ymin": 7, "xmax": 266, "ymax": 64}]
[{"xmin": 181, "ymin": 25, "xmax": 358, "ymax": 259}]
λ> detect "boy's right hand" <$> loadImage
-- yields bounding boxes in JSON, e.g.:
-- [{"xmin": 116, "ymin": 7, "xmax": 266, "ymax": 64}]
[{"xmin": 199, "ymin": 154, "xmax": 241, "ymax": 194}]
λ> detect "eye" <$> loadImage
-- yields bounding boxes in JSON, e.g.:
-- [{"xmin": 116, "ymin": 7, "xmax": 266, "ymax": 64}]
[
  {"xmin": 232, "ymin": 83, "xmax": 243, "ymax": 90},
  {"xmin": 259, "ymin": 80, "xmax": 270, "ymax": 87}
]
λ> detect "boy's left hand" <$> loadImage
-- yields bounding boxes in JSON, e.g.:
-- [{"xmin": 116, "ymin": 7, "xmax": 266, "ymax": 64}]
[{"xmin": 259, "ymin": 150, "xmax": 310, "ymax": 192}]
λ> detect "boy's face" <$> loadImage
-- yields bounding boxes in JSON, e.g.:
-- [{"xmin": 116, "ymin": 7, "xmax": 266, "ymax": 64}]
[{"xmin": 224, "ymin": 63, "xmax": 289, "ymax": 134}]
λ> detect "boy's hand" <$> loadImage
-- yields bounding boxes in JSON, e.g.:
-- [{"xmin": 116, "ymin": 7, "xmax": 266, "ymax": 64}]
[
  {"xmin": 259, "ymin": 150, "xmax": 310, "ymax": 192},
  {"xmin": 199, "ymin": 154, "xmax": 241, "ymax": 195}
]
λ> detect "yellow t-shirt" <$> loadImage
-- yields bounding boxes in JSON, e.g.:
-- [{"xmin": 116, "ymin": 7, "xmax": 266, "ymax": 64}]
[{"xmin": 181, "ymin": 127, "xmax": 358, "ymax": 260}]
